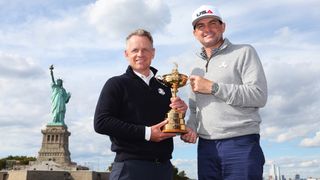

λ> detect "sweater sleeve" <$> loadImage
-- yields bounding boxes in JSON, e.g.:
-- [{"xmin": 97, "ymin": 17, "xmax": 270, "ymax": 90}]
[
  {"xmin": 93, "ymin": 78, "xmax": 145, "ymax": 140},
  {"xmin": 186, "ymin": 91, "xmax": 199, "ymax": 132},
  {"xmin": 215, "ymin": 46, "xmax": 268, "ymax": 108}
]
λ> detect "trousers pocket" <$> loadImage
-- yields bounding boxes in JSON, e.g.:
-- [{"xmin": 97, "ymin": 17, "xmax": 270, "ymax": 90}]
[{"xmin": 109, "ymin": 162, "xmax": 125, "ymax": 180}]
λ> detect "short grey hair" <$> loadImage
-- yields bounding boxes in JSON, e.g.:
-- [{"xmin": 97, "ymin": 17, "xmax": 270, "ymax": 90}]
[{"xmin": 126, "ymin": 29, "xmax": 153, "ymax": 46}]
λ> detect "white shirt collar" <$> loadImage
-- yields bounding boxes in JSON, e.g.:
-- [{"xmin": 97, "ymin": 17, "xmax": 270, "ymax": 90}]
[{"xmin": 133, "ymin": 70, "xmax": 154, "ymax": 85}]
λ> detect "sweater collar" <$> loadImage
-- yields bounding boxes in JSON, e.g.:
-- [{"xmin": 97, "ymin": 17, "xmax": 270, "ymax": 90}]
[
  {"xmin": 197, "ymin": 38, "xmax": 231, "ymax": 60},
  {"xmin": 126, "ymin": 66, "xmax": 158, "ymax": 78},
  {"xmin": 133, "ymin": 70, "xmax": 154, "ymax": 85}
]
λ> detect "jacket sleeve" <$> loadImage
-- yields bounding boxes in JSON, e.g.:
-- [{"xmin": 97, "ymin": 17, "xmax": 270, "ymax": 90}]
[
  {"xmin": 93, "ymin": 78, "xmax": 145, "ymax": 140},
  {"xmin": 186, "ymin": 91, "xmax": 199, "ymax": 132},
  {"xmin": 215, "ymin": 46, "xmax": 268, "ymax": 108}
]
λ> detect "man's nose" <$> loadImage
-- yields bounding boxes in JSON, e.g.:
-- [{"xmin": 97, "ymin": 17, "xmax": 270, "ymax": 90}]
[
  {"xmin": 203, "ymin": 25, "xmax": 212, "ymax": 32},
  {"xmin": 137, "ymin": 50, "xmax": 144, "ymax": 56}
]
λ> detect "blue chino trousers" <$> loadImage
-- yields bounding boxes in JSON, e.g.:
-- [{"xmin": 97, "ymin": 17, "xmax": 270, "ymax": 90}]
[{"xmin": 198, "ymin": 134, "xmax": 265, "ymax": 180}]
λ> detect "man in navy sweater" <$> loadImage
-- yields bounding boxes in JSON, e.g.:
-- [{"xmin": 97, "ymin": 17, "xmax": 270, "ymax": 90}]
[{"xmin": 94, "ymin": 29, "xmax": 187, "ymax": 180}]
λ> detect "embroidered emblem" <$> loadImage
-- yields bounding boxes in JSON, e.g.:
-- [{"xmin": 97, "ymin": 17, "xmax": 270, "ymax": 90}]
[
  {"xmin": 219, "ymin": 62, "xmax": 228, "ymax": 68},
  {"xmin": 158, "ymin": 88, "xmax": 165, "ymax": 95}
]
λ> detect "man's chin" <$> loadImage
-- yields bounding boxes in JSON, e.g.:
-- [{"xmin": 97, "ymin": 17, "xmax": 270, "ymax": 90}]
[{"xmin": 203, "ymin": 39, "xmax": 221, "ymax": 47}]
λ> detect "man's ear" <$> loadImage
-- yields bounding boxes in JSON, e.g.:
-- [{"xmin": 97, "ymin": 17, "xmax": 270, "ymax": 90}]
[
  {"xmin": 124, "ymin": 50, "xmax": 128, "ymax": 58},
  {"xmin": 151, "ymin": 48, "xmax": 155, "ymax": 59},
  {"xmin": 222, "ymin": 23, "xmax": 226, "ymax": 33},
  {"xmin": 193, "ymin": 29, "xmax": 197, "ymax": 37}
]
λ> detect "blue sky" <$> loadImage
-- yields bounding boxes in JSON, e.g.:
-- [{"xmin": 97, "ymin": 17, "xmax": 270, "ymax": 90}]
[{"xmin": 1, "ymin": 0, "xmax": 320, "ymax": 179}]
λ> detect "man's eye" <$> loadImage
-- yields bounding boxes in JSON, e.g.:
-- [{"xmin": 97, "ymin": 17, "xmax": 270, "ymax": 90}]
[
  {"xmin": 210, "ymin": 22, "xmax": 218, "ymax": 25},
  {"xmin": 196, "ymin": 25, "xmax": 204, "ymax": 30}
]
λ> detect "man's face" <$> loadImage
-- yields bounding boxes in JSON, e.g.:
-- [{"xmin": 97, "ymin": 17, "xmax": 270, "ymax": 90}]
[
  {"xmin": 193, "ymin": 17, "xmax": 225, "ymax": 49},
  {"xmin": 125, "ymin": 35, "xmax": 155, "ymax": 76}
]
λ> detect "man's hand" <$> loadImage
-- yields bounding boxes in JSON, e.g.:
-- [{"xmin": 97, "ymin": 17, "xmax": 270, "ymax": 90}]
[
  {"xmin": 150, "ymin": 120, "xmax": 176, "ymax": 142},
  {"xmin": 189, "ymin": 75, "xmax": 213, "ymax": 94},
  {"xmin": 169, "ymin": 96, "xmax": 188, "ymax": 113},
  {"xmin": 180, "ymin": 127, "xmax": 198, "ymax": 144}
]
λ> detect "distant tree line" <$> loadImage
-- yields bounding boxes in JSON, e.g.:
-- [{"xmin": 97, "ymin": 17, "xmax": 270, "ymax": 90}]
[
  {"xmin": 107, "ymin": 163, "xmax": 190, "ymax": 180},
  {"xmin": 0, "ymin": 155, "xmax": 36, "ymax": 170},
  {"xmin": 172, "ymin": 165, "xmax": 189, "ymax": 180}
]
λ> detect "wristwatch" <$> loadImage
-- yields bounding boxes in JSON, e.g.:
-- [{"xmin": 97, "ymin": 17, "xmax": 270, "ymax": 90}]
[{"xmin": 211, "ymin": 83, "xmax": 219, "ymax": 95}]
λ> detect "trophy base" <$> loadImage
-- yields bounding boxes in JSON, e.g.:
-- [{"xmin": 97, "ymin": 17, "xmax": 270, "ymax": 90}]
[
  {"xmin": 162, "ymin": 110, "xmax": 187, "ymax": 134},
  {"xmin": 162, "ymin": 124, "xmax": 187, "ymax": 134}
]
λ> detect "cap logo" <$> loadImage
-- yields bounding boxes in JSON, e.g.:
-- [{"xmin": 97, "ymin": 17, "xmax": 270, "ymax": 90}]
[{"xmin": 196, "ymin": 9, "xmax": 213, "ymax": 17}]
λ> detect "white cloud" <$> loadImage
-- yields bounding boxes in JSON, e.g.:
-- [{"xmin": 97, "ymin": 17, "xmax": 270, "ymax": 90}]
[
  {"xmin": 0, "ymin": 53, "xmax": 49, "ymax": 127},
  {"xmin": 261, "ymin": 126, "xmax": 281, "ymax": 138},
  {"xmin": 0, "ymin": 0, "xmax": 173, "ymax": 61},
  {"xmin": 85, "ymin": 0, "xmax": 170, "ymax": 39},
  {"xmin": 300, "ymin": 131, "xmax": 320, "ymax": 147},
  {"xmin": 261, "ymin": 124, "xmax": 320, "ymax": 143},
  {"xmin": 300, "ymin": 160, "xmax": 319, "ymax": 168},
  {"xmin": 172, "ymin": 158, "xmax": 196, "ymax": 166},
  {"xmin": 260, "ymin": 61, "xmax": 320, "ymax": 142},
  {"xmin": 0, "ymin": 52, "xmax": 44, "ymax": 78},
  {"xmin": 276, "ymin": 131, "xmax": 302, "ymax": 143},
  {"xmin": 274, "ymin": 126, "xmax": 312, "ymax": 143}
]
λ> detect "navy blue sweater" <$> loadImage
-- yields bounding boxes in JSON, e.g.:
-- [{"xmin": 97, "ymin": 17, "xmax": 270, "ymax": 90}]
[{"xmin": 94, "ymin": 66, "xmax": 173, "ymax": 162}]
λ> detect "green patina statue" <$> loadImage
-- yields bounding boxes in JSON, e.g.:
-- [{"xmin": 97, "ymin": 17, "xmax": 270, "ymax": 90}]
[{"xmin": 48, "ymin": 65, "xmax": 71, "ymax": 126}]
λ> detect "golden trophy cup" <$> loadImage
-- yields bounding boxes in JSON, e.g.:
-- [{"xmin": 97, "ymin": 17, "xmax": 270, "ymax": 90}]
[{"xmin": 161, "ymin": 63, "xmax": 188, "ymax": 134}]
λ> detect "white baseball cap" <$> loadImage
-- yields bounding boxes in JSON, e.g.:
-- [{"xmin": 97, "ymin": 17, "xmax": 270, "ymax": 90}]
[{"xmin": 192, "ymin": 5, "xmax": 222, "ymax": 27}]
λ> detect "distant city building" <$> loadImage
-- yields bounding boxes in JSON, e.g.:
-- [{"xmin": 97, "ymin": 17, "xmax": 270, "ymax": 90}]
[
  {"xmin": 282, "ymin": 175, "xmax": 286, "ymax": 180},
  {"xmin": 269, "ymin": 164, "xmax": 283, "ymax": 180},
  {"xmin": 295, "ymin": 174, "xmax": 301, "ymax": 180}
]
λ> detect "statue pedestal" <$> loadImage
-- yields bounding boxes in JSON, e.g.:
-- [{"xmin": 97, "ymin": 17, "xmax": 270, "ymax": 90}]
[{"xmin": 37, "ymin": 125, "xmax": 74, "ymax": 167}]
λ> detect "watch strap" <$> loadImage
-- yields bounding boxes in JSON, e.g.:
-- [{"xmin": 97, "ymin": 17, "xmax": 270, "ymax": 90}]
[{"xmin": 211, "ymin": 83, "xmax": 219, "ymax": 95}]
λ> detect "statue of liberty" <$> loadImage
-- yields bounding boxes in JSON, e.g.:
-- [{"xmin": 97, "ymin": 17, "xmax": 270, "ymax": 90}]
[{"xmin": 49, "ymin": 65, "xmax": 71, "ymax": 125}]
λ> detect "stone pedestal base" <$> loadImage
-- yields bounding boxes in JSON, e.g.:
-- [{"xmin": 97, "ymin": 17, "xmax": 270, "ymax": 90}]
[{"xmin": 37, "ymin": 125, "xmax": 73, "ymax": 167}]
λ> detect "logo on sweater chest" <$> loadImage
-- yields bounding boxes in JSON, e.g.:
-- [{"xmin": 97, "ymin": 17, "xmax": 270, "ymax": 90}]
[
  {"xmin": 158, "ymin": 88, "xmax": 165, "ymax": 95},
  {"xmin": 219, "ymin": 62, "xmax": 228, "ymax": 68}
]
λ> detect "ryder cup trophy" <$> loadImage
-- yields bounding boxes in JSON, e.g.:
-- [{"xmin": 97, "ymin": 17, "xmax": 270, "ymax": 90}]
[{"xmin": 161, "ymin": 63, "xmax": 188, "ymax": 134}]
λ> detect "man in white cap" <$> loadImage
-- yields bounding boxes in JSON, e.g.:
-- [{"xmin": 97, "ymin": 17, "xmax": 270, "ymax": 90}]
[{"xmin": 181, "ymin": 5, "xmax": 268, "ymax": 180}]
